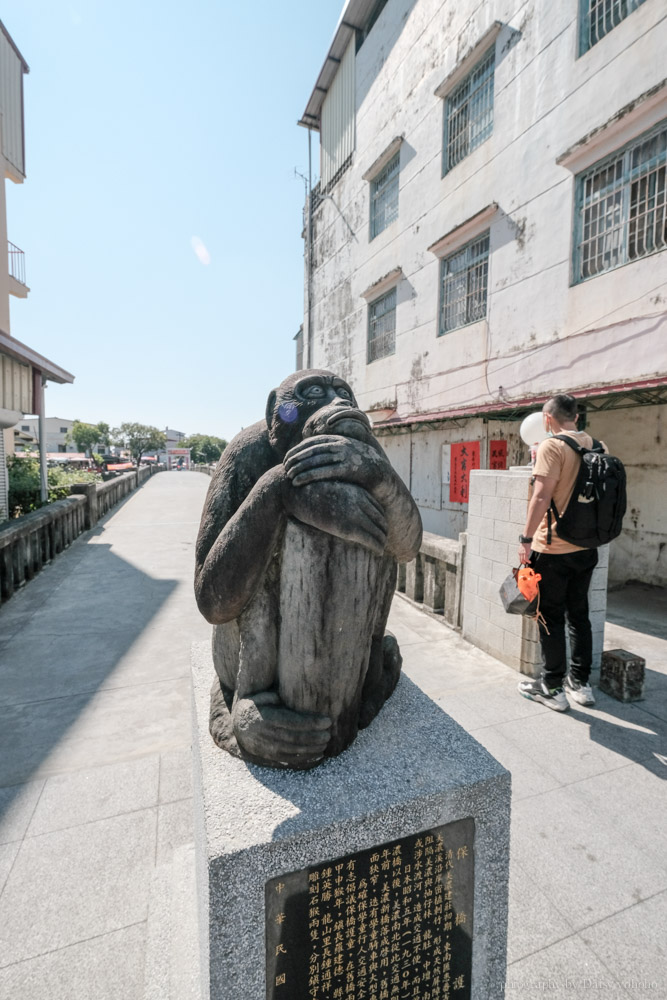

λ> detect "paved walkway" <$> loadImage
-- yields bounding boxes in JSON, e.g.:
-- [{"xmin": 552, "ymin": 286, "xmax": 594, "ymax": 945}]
[{"xmin": 0, "ymin": 472, "xmax": 665, "ymax": 999}]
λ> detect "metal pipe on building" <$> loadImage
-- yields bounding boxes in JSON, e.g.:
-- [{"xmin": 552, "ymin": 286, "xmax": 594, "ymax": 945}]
[
  {"xmin": 37, "ymin": 374, "xmax": 47, "ymax": 502},
  {"xmin": 306, "ymin": 128, "xmax": 313, "ymax": 368}
]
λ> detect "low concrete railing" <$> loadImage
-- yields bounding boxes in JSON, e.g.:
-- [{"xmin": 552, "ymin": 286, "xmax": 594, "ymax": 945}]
[
  {"xmin": 0, "ymin": 495, "xmax": 87, "ymax": 602},
  {"xmin": 0, "ymin": 466, "xmax": 164, "ymax": 605},
  {"xmin": 396, "ymin": 530, "xmax": 466, "ymax": 629},
  {"xmin": 194, "ymin": 463, "xmax": 216, "ymax": 477}
]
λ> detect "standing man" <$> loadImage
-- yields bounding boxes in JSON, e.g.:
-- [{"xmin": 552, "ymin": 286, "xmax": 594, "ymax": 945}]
[{"xmin": 517, "ymin": 394, "xmax": 601, "ymax": 711}]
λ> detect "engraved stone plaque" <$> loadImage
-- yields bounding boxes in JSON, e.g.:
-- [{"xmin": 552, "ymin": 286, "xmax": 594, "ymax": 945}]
[{"xmin": 266, "ymin": 817, "xmax": 474, "ymax": 999}]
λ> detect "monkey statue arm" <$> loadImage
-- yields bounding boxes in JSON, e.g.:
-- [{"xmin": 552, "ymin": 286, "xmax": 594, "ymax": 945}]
[
  {"xmin": 283, "ymin": 434, "xmax": 422, "ymax": 562},
  {"xmin": 195, "ymin": 431, "xmax": 391, "ymax": 625}
]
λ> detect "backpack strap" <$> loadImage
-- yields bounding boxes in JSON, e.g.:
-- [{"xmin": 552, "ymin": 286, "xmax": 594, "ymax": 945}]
[
  {"xmin": 554, "ymin": 433, "xmax": 585, "ymax": 453},
  {"xmin": 554, "ymin": 433, "xmax": 604, "ymax": 454}
]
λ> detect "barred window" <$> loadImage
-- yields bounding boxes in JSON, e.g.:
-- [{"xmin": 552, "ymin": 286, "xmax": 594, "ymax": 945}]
[
  {"xmin": 439, "ymin": 233, "xmax": 490, "ymax": 335},
  {"xmin": 443, "ymin": 47, "xmax": 495, "ymax": 174},
  {"xmin": 367, "ymin": 287, "xmax": 397, "ymax": 363},
  {"xmin": 370, "ymin": 153, "xmax": 399, "ymax": 239},
  {"xmin": 580, "ymin": 0, "xmax": 647, "ymax": 54},
  {"xmin": 575, "ymin": 120, "xmax": 667, "ymax": 282}
]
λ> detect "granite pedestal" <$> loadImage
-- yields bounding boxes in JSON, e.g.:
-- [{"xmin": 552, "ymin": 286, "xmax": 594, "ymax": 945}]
[{"xmin": 191, "ymin": 641, "xmax": 511, "ymax": 1000}]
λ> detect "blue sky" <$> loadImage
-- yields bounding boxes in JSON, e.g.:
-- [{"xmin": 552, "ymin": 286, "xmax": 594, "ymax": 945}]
[{"xmin": 4, "ymin": 0, "xmax": 343, "ymax": 440}]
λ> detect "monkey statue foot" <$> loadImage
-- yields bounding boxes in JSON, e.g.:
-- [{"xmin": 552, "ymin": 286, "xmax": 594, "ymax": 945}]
[{"xmin": 209, "ymin": 682, "xmax": 332, "ymax": 770}]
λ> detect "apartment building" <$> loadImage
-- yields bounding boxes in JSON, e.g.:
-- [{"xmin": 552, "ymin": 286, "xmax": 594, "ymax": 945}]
[
  {"xmin": 298, "ymin": 0, "xmax": 667, "ymax": 585},
  {"xmin": 0, "ymin": 20, "xmax": 74, "ymax": 517}
]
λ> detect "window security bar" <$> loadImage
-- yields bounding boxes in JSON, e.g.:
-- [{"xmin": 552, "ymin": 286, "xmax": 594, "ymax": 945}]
[
  {"xmin": 370, "ymin": 152, "xmax": 400, "ymax": 239},
  {"xmin": 444, "ymin": 48, "xmax": 495, "ymax": 174},
  {"xmin": 580, "ymin": 0, "xmax": 647, "ymax": 54},
  {"xmin": 439, "ymin": 233, "xmax": 490, "ymax": 335},
  {"xmin": 368, "ymin": 287, "xmax": 397, "ymax": 363},
  {"xmin": 575, "ymin": 120, "xmax": 667, "ymax": 282}
]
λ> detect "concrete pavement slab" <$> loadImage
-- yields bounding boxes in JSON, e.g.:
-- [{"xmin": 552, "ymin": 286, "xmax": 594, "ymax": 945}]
[
  {"xmin": 0, "ymin": 676, "xmax": 192, "ymax": 786},
  {"xmin": 509, "ymin": 782, "xmax": 667, "ymax": 932},
  {"xmin": 26, "ymin": 756, "xmax": 160, "ymax": 838},
  {"xmin": 0, "ymin": 780, "xmax": 44, "ymax": 844},
  {"xmin": 492, "ymin": 701, "xmax": 666, "ymax": 786},
  {"xmin": 0, "ymin": 808, "xmax": 156, "ymax": 967},
  {"xmin": 506, "ymin": 859, "xmax": 574, "ymax": 964},
  {"xmin": 505, "ymin": 933, "xmax": 633, "ymax": 999},
  {"xmin": 0, "ymin": 922, "xmax": 146, "ymax": 1000},
  {"xmin": 470, "ymin": 725, "xmax": 563, "ymax": 801},
  {"xmin": 579, "ymin": 889, "xmax": 667, "ymax": 994},
  {"xmin": 158, "ymin": 746, "xmax": 194, "ymax": 804},
  {"xmin": 0, "ymin": 842, "xmax": 19, "ymax": 895},
  {"xmin": 550, "ymin": 762, "xmax": 667, "ymax": 873},
  {"xmin": 156, "ymin": 797, "xmax": 195, "ymax": 865}
]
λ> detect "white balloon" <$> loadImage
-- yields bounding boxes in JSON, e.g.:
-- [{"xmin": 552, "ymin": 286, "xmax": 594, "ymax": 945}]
[{"xmin": 520, "ymin": 411, "xmax": 548, "ymax": 446}]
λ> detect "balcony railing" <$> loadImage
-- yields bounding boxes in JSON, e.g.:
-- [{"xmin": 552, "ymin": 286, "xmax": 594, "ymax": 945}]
[{"xmin": 8, "ymin": 241, "xmax": 26, "ymax": 285}]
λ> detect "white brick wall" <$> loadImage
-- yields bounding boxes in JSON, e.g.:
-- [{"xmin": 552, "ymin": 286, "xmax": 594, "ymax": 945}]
[{"xmin": 462, "ymin": 468, "xmax": 608, "ymax": 677}]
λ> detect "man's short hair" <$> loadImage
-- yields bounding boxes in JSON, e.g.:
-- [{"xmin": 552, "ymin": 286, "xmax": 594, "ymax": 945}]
[{"xmin": 543, "ymin": 394, "xmax": 577, "ymax": 423}]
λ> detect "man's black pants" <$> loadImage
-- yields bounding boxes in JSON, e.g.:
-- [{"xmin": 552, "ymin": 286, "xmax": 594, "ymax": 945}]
[{"xmin": 530, "ymin": 548, "xmax": 598, "ymax": 689}]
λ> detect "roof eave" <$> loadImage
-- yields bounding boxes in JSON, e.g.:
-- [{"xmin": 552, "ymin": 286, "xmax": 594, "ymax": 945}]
[{"xmin": 0, "ymin": 331, "xmax": 74, "ymax": 384}]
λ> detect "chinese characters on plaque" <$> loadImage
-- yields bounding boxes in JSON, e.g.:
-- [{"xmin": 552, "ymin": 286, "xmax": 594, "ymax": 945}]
[
  {"xmin": 449, "ymin": 443, "xmax": 480, "ymax": 504},
  {"xmin": 489, "ymin": 440, "xmax": 507, "ymax": 471},
  {"xmin": 265, "ymin": 818, "xmax": 474, "ymax": 1000}
]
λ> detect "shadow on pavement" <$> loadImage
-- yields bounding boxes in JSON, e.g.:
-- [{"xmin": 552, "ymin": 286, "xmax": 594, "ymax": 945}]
[
  {"xmin": 0, "ymin": 543, "xmax": 177, "ymax": 823},
  {"xmin": 568, "ymin": 665, "xmax": 667, "ymax": 779}
]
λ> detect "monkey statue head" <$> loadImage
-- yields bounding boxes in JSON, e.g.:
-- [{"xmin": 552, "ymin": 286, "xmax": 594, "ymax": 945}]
[{"xmin": 266, "ymin": 370, "xmax": 361, "ymax": 457}]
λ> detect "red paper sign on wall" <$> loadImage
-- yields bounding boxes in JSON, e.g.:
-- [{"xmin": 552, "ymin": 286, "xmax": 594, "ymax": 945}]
[
  {"xmin": 489, "ymin": 439, "xmax": 507, "ymax": 470},
  {"xmin": 450, "ymin": 441, "xmax": 480, "ymax": 503}
]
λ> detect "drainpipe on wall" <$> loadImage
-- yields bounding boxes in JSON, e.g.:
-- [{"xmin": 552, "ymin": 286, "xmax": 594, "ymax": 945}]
[
  {"xmin": 306, "ymin": 128, "xmax": 313, "ymax": 369},
  {"xmin": 33, "ymin": 370, "xmax": 48, "ymax": 503}
]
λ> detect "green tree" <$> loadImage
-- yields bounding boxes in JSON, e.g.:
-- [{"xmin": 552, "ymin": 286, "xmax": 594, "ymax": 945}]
[
  {"xmin": 113, "ymin": 423, "xmax": 166, "ymax": 465},
  {"xmin": 180, "ymin": 434, "xmax": 227, "ymax": 464},
  {"xmin": 65, "ymin": 420, "xmax": 109, "ymax": 457},
  {"xmin": 96, "ymin": 422, "xmax": 111, "ymax": 450}
]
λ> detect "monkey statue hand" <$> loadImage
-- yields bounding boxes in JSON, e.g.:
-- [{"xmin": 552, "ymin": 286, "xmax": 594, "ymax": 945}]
[
  {"xmin": 232, "ymin": 691, "xmax": 332, "ymax": 770},
  {"xmin": 281, "ymin": 477, "xmax": 388, "ymax": 556},
  {"xmin": 284, "ymin": 435, "xmax": 389, "ymax": 493}
]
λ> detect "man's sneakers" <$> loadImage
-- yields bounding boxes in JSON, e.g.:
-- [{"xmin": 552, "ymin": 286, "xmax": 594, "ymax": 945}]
[
  {"xmin": 564, "ymin": 674, "xmax": 596, "ymax": 706},
  {"xmin": 517, "ymin": 679, "xmax": 569, "ymax": 712},
  {"xmin": 518, "ymin": 675, "xmax": 596, "ymax": 710}
]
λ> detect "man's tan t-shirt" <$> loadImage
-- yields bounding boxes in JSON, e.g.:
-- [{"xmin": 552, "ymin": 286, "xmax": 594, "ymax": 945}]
[{"xmin": 532, "ymin": 431, "xmax": 602, "ymax": 554}]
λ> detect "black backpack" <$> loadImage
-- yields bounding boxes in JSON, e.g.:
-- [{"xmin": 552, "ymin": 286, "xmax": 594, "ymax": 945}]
[{"xmin": 546, "ymin": 435, "xmax": 627, "ymax": 548}]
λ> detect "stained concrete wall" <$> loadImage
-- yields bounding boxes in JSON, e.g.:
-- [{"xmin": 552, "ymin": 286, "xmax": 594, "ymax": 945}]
[
  {"xmin": 587, "ymin": 404, "xmax": 667, "ymax": 587},
  {"xmin": 305, "ymin": 0, "xmax": 666, "ymax": 414},
  {"xmin": 379, "ymin": 419, "xmax": 526, "ymax": 538},
  {"xmin": 302, "ymin": 0, "xmax": 666, "ymax": 584}
]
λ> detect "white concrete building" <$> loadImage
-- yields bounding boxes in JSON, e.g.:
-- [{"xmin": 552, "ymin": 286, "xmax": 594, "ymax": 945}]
[
  {"xmin": 12, "ymin": 416, "xmax": 78, "ymax": 453},
  {"xmin": 298, "ymin": 0, "xmax": 667, "ymax": 586},
  {"xmin": 0, "ymin": 20, "xmax": 73, "ymax": 517}
]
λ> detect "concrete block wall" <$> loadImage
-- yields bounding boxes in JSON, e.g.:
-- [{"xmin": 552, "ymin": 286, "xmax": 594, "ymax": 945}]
[{"xmin": 463, "ymin": 468, "xmax": 608, "ymax": 677}]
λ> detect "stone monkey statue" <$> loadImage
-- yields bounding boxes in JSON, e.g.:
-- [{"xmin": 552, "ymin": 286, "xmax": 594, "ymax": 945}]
[{"xmin": 195, "ymin": 370, "xmax": 422, "ymax": 770}]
